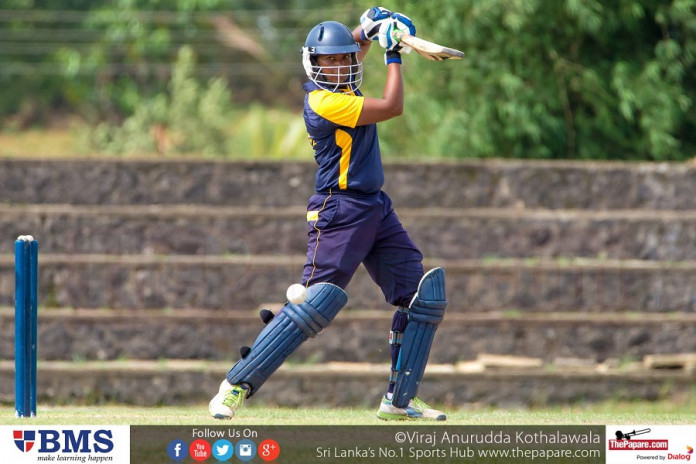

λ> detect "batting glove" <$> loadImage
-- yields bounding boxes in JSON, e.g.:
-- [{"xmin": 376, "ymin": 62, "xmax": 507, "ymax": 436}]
[
  {"xmin": 384, "ymin": 50, "xmax": 402, "ymax": 66},
  {"xmin": 377, "ymin": 13, "xmax": 416, "ymax": 54},
  {"xmin": 360, "ymin": 7, "xmax": 392, "ymax": 41}
]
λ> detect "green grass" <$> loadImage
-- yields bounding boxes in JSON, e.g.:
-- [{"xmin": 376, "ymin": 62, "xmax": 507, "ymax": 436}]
[{"xmin": 2, "ymin": 400, "xmax": 694, "ymax": 425}]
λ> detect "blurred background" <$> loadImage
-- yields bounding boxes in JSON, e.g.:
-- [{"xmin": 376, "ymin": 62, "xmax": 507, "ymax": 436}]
[{"xmin": 1, "ymin": 0, "xmax": 694, "ymax": 161}]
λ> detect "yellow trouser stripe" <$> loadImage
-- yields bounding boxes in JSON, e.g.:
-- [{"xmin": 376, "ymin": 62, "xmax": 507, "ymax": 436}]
[{"xmin": 306, "ymin": 189, "xmax": 332, "ymax": 287}]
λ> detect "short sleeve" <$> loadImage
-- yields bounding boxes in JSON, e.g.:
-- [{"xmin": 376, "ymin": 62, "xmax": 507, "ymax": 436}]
[{"xmin": 307, "ymin": 90, "xmax": 365, "ymax": 128}]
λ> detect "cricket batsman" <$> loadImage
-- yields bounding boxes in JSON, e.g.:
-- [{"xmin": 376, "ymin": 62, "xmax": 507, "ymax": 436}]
[{"xmin": 209, "ymin": 7, "xmax": 448, "ymax": 421}]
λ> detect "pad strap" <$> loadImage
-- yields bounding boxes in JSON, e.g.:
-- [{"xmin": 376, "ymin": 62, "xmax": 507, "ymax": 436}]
[
  {"xmin": 389, "ymin": 331, "xmax": 403, "ymax": 345},
  {"xmin": 390, "ymin": 369, "xmax": 399, "ymax": 384},
  {"xmin": 389, "ymin": 306, "xmax": 408, "ymax": 345}
]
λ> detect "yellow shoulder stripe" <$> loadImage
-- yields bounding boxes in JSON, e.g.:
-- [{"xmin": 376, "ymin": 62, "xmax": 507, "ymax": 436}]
[{"xmin": 307, "ymin": 90, "xmax": 364, "ymax": 128}]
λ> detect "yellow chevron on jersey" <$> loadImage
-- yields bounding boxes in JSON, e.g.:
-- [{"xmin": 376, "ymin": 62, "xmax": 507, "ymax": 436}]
[
  {"xmin": 303, "ymin": 81, "xmax": 384, "ymax": 194},
  {"xmin": 335, "ymin": 129, "xmax": 352, "ymax": 189},
  {"xmin": 307, "ymin": 89, "xmax": 364, "ymax": 128}
]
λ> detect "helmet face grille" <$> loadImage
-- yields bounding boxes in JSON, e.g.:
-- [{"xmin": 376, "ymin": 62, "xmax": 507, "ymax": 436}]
[{"xmin": 302, "ymin": 49, "xmax": 363, "ymax": 93}]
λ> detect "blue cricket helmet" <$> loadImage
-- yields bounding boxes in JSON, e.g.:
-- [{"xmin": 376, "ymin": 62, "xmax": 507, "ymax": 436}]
[
  {"xmin": 303, "ymin": 21, "xmax": 361, "ymax": 55},
  {"xmin": 301, "ymin": 21, "xmax": 363, "ymax": 92}
]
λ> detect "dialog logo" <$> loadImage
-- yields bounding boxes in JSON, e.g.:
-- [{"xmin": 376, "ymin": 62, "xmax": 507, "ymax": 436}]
[
  {"xmin": 167, "ymin": 439, "xmax": 187, "ymax": 461},
  {"xmin": 212, "ymin": 439, "xmax": 234, "ymax": 461},
  {"xmin": 13, "ymin": 430, "xmax": 36, "ymax": 452}
]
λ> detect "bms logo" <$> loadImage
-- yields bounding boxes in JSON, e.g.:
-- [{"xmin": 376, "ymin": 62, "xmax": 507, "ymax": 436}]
[
  {"xmin": 13, "ymin": 430, "xmax": 36, "ymax": 452},
  {"xmin": 12, "ymin": 429, "xmax": 114, "ymax": 453}
]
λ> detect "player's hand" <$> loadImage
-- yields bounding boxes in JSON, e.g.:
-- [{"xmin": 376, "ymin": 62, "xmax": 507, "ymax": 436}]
[
  {"xmin": 377, "ymin": 13, "xmax": 416, "ymax": 54},
  {"xmin": 360, "ymin": 7, "xmax": 392, "ymax": 41}
]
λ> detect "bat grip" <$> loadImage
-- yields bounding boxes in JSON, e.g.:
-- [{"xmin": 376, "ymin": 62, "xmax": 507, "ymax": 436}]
[{"xmin": 393, "ymin": 30, "xmax": 406, "ymax": 40}]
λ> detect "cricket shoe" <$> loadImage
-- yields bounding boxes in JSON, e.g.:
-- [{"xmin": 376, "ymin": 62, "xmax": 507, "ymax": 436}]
[
  {"xmin": 209, "ymin": 380, "xmax": 247, "ymax": 419},
  {"xmin": 409, "ymin": 397, "xmax": 447, "ymax": 421},
  {"xmin": 376, "ymin": 395, "xmax": 422, "ymax": 420}
]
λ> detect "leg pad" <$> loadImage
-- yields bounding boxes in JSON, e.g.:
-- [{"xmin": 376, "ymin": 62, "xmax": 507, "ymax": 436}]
[
  {"xmin": 226, "ymin": 283, "xmax": 347, "ymax": 397},
  {"xmin": 392, "ymin": 268, "xmax": 447, "ymax": 408}
]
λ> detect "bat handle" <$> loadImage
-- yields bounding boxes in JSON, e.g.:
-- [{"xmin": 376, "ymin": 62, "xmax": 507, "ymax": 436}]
[{"xmin": 392, "ymin": 29, "xmax": 408, "ymax": 41}]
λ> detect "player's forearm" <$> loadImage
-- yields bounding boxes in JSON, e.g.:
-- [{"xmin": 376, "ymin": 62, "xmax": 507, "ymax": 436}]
[
  {"xmin": 382, "ymin": 62, "xmax": 404, "ymax": 117},
  {"xmin": 355, "ymin": 58, "xmax": 403, "ymax": 125}
]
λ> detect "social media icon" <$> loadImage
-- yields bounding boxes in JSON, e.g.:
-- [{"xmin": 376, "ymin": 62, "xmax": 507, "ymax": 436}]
[
  {"xmin": 259, "ymin": 439, "xmax": 281, "ymax": 461},
  {"xmin": 212, "ymin": 439, "xmax": 234, "ymax": 461},
  {"xmin": 189, "ymin": 439, "xmax": 212, "ymax": 462},
  {"xmin": 235, "ymin": 439, "xmax": 256, "ymax": 462},
  {"xmin": 167, "ymin": 439, "xmax": 188, "ymax": 461}
]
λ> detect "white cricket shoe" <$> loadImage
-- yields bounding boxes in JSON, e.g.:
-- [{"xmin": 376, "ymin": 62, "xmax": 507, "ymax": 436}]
[
  {"xmin": 377, "ymin": 395, "xmax": 423, "ymax": 420},
  {"xmin": 209, "ymin": 380, "xmax": 247, "ymax": 419},
  {"xmin": 409, "ymin": 397, "xmax": 447, "ymax": 421}
]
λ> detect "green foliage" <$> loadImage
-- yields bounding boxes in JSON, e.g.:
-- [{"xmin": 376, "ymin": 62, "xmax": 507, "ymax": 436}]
[
  {"xmin": 90, "ymin": 46, "xmax": 234, "ymax": 155},
  {"xmin": 89, "ymin": 45, "xmax": 312, "ymax": 158},
  {"xmin": 2, "ymin": 1, "xmax": 695, "ymax": 160},
  {"xmin": 227, "ymin": 105, "xmax": 310, "ymax": 159},
  {"xmin": 383, "ymin": 0, "xmax": 696, "ymax": 160}
]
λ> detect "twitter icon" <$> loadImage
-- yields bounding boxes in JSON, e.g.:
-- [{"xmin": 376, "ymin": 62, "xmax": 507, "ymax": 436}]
[{"xmin": 212, "ymin": 439, "xmax": 234, "ymax": 462}]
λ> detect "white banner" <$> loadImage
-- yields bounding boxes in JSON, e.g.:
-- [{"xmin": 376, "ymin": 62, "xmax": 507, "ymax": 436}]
[
  {"xmin": 0, "ymin": 425, "xmax": 130, "ymax": 464},
  {"xmin": 606, "ymin": 425, "xmax": 696, "ymax": 464}
]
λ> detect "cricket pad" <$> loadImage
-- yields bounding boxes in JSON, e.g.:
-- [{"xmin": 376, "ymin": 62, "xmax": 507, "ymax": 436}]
[
  {"xmin": 392, "ymin": 267, "xmax": 447, "ymax": 408},
  {"xmin": 226, "ymin": 282, "xmax": 347, "ymax": 397}
]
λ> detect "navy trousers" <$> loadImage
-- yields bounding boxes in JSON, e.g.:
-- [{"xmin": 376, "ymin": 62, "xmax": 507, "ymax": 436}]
[{"xmin": 302, "ymin": 190, "xmax": 424, "ymax": 308}]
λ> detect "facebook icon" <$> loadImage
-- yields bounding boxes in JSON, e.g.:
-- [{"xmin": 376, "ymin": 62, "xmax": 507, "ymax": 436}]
[{"xmin": 167, "ymin": 439, "xmax": 188, "ymax": 461}]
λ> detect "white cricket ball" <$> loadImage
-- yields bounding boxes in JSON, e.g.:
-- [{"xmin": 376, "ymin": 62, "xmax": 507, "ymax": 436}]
[{"xmin": 286, "ymin": 284, "xmax": 307, "ymax": 304}]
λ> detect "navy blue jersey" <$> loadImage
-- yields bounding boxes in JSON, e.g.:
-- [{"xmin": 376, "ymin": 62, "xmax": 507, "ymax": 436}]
[{"xmin": 303, "ymin": 81, "xmax": 384, "ymax": 194}]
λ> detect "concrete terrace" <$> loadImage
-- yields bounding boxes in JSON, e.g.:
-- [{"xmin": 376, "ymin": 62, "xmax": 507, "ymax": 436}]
[{"xmin": 1, "ymin": 157, "xmax": 695, "ymax": 408}]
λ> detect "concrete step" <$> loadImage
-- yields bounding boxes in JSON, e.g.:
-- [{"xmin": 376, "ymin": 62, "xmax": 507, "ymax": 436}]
[
  {"xmin": 1, "ymin": 308, "xmax": 694, "ymax": 364},
  {"xmin": 0, "ymin": 360, "xmax": 691, "ymax": 407},
  {"xmin": 5, "ymin": 204, "xmax": 696, "ymax": 260},
  {"xmin": 1, "ymin": 254, "xmax": 695, "ymax": 312},
  {"xmin": 2, "ymin": 157, "xmax": 696, "ymax": 209}
]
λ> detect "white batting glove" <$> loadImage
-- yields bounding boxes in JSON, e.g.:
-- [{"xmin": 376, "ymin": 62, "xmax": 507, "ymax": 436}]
[
  {"xmin": 377, "ymin": 13, "xmax": 416, "ymax": 54},
  {"xmin": 359, "ymin": 7, "xmax": 392, "ymax": 41}
]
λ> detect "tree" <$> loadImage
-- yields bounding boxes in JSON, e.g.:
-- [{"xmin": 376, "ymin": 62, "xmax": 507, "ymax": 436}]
[
  {"xmin": 2, "ymin": 1, "xmax": 694, "ymax": 160},
  {"xmin": 383, "ymin": 0, "xmax": 696, "ymax": 160}
]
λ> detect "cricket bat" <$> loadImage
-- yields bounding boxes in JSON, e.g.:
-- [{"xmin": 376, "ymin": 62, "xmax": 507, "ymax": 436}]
[{"xmin": 394, "ymin": 31, "xmax": 464, "ymax": 61}]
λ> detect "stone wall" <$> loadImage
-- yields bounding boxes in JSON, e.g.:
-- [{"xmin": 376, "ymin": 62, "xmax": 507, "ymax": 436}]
[
  {"xmin": 2, "ymin": 157, "xmax": 696, "ymax": 209},
  {"xmin": 3, "ymin": 204, "xmax": 696, "ymax": 260},
  {"xmin": 0, "ymin": 309, "xmax": 692, "ymax": 364},
  {"xmin": 1, "ymin": 157, "xmax": 695, "ymax": 407}
]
